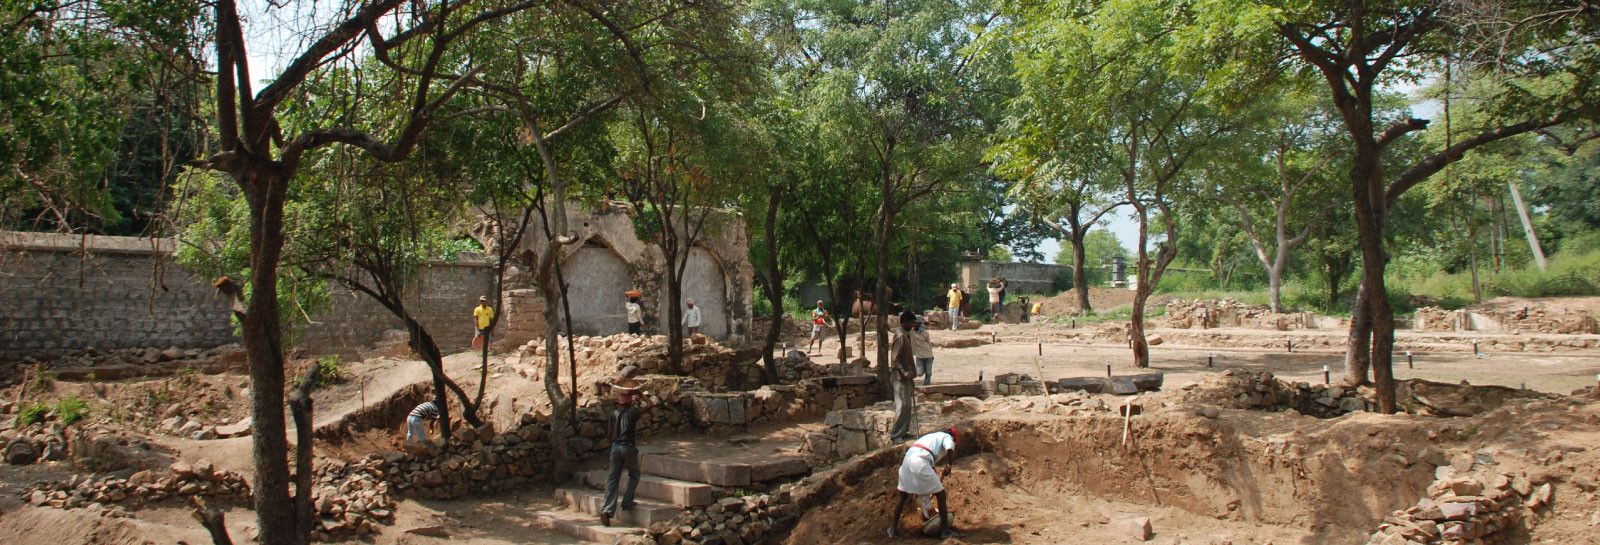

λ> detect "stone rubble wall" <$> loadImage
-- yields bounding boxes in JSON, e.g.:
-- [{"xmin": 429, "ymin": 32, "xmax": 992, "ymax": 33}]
[
  {"xmin": 1415, "ymin": 305, "xmax": 1599, "ymax": 334},
  {"xmin": 798, "ymin": 392, "xmax": 1114, "ymax": 467},
  {"xmin": 1160, "ymin": 298, "xmax": 1320, "ymax": 330},
  {"xmin": 1366, "ymin": 454, "xmax": 1559, "ymax": 544}
]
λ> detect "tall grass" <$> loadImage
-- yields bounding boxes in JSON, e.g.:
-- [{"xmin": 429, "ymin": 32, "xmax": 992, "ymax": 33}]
[{"xmin": 1391, "ymin": 247, "xmax": 1600, "ymax": 306}]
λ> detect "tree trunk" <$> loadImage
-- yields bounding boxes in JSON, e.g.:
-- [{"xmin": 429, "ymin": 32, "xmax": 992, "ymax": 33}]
[
  {"xmin": 1266, "ymin": 265, "xmax": 1284, "ymax": 313},
  {"xmin": 1468, "ymin": 223, "xmax": 1482, "ymax": 303},
  {"xmin": 1343, "ymin": 279, "xmax": 1373, "ymax": 386},
  {"xmin": 1129, "ymin": 208, "xmax": 1151, "ymax": 369},
  {"xmin": 760, "ymin": 190, "xmax": 782, "ymax": 383},
  {"xmin": 873, "ymin": 202, "xmax": 893, "ymax": 400},
  {"xmin": 239, "ymin": 172, "xmax": 297, "ymax": 545},
  {"xmin": 1351, "ymin": 148, "xmax": 1397, "ymax": 413},
  {"xmin": 537, "ymin": 266, "xmax": 572, "ymax": 473},
  {"xmin": 1070, "ymin": 232, "xmax": 1091, "ymax": 313}
]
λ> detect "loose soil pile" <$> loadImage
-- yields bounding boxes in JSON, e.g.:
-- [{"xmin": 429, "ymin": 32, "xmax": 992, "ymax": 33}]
[{"xmin": 1032, "ymin": 288, "xmax": 1141, "ymax": 316}]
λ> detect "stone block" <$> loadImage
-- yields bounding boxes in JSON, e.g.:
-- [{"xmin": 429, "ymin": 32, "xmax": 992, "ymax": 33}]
[
  {"xmin": 836, "ymin": 430, "xmax": 867, "ymax": 458},
  {"xmin": 917, "ymin": 383, "xmax": 984, "ymax": 397}
]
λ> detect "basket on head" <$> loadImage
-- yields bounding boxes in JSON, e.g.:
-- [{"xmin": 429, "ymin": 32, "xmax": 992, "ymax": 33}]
[{"xmin": 625, "ymin": 289, "xmax": 643, "ymax": 298}]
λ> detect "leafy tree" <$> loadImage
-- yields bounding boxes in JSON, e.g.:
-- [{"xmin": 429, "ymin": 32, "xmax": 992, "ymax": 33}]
[
  {"xmin": 992, "ymin": 0, "xmax": 1270, "ymax": 367},
  {"xmin": 1272, "ymin": 0, "xmax": 1600, "ymax": 411},
  {"xmin": 1203, "ymin": 89, "xmax": 1343, "ymax": 311},
  {"xmin": 1055, "ymin": 229, "xmax": 1128, "ymax": 288}
]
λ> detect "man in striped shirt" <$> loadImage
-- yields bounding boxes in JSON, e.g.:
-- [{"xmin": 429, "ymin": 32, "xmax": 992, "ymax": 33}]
[{"xmin": 406, "ymin": 401, "xmax": 440, "ymax": 441}]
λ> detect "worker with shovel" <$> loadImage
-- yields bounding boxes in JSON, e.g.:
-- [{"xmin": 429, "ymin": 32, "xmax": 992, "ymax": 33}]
[{"xmin": 887, "ymin": 427, "xmax": 964, "ymax": 539}]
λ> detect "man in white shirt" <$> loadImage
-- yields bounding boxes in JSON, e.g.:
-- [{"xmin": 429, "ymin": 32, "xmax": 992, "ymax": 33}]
[
  {"xmin": 888, "ymin": 427, "xmax": 962, "ymax": 539},
  {"xmin": 684, "ymin": 298, "xmax": 703, "ymax": 337},
  {"xmin": 626, "ymin": 295, "xmax": 643, "ymax": 335}
]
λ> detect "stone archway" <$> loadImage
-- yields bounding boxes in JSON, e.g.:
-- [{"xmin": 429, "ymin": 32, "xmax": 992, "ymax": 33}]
[
  {"xmin": 560, "ymin": 244, "xmax": 631, "ymax": 336},
  {"xmin": 662, "ymin": 247, "xmax": 729, "ymax": 340}
]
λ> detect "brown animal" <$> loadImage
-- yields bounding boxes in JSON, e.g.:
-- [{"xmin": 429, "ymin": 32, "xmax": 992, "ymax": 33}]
[{"xmin": 851, "ymin": 286, "xmax": 897, "ymax": 319}]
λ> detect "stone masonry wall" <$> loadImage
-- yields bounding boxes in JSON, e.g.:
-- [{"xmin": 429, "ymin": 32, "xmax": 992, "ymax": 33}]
[
  {"xmin": 957, "ymin": 259, "xmax": 1067, "ymax": 303},
  {"xmin": 0, "ymin": 231, "xmax": 495, "ymax": 362},
  {"xmin": 295, "ymin": 257, "xmax": 495, "ymax": 355},
  {"xmin": 0, "ymin": 232, "xmax": 235, "ymax": 360}
]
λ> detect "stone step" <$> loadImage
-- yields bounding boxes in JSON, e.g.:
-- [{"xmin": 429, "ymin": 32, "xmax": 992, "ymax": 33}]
[
  {"xmin": 917, "ymin": 383, "xmax": 984, "ymax": 396},
  {"xmin": 582, "ymin": 470, "xmax": 716, "ymax": 507},
  {"xmin": 639, "ymin": 454, "xmax": 809, "ymax": 487},
  {"xmin": 556, "ymin": 488, "xmax": 684, "ymax": 527},
  {"xmin": 528, "ymin": 509, "xmax": 644, "ymax": 544}
]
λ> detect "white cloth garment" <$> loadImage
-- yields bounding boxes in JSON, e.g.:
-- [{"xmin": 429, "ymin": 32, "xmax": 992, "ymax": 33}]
[
  {"xmin": 684, "ymin": 305, "xmax": 702, "ymax": 328},
  {"xmin": 626, "ymin": 302, "xmax": 642, "ymax": 324},
  {"xmin": 897, "ymin": 448, "xmax": 943, "ymax": 495}
]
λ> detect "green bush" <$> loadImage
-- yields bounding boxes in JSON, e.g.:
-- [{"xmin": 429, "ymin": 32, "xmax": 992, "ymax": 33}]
[
  {"xmin": 17, "ymin": 403, "xmax": 50, "ymax": 426},
  {"xmin": 56, "ymin": 397, "xmax": 89, "ymax": 425},
  {"xmin": 315, "ymin": 355, "xmax": 345, "ymax": 388}
]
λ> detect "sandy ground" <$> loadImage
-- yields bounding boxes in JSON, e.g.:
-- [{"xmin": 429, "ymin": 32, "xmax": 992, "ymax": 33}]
[{"xmin": 5, "ymin": 303, "xmax": 1599, "ymax": 545}]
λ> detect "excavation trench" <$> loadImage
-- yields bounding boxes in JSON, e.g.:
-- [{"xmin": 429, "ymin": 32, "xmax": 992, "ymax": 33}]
[{"xmin": 780, "ymin": 410, "xmax": 1445, "ymax": 544}]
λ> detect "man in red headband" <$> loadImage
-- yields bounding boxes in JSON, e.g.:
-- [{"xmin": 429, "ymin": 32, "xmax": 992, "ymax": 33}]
[{"xmin": 888, "ymin": 427, "xmax": 963, "ymax": 539}]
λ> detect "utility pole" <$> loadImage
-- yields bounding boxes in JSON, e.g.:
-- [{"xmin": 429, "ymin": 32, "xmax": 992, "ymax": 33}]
[{"xmin": 1507, "ymin": 181, "xmax": 1547, "ymax": 271}]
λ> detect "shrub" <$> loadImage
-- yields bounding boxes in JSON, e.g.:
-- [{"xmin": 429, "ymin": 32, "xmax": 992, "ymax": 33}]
[
  {"xmin": 57, "ymin": 397, "xmax": 89, "ymax": 425},
  {"xmin": 17, "ymin": 403, "xmax": 50, "ymax": 426},
  {"xmin": 314, "ymin": 355, "xmax": 345, "ymax": 388}
]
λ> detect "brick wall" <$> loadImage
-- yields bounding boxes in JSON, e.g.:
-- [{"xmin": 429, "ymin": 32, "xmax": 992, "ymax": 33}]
[{"xmin": 0, "ymin": 232, "xmax": 235, "ymax": 360}]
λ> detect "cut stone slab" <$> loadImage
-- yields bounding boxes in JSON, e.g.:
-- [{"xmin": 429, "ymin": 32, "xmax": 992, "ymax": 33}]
[
  {"xmin": 556, "ymin": 488, "xmax": 682, "ymax": 527},
  {"xmin": 749, "ymin": 458, "xmax": 809, "ymax": 482},
  {"xmin": 917, "ymin": 383, "xmax": 984, "ymax": 397},
  {"xmin": 640, "ymin": 454, "xmax": 752, "ymax": 487},
  {"xmin": 214, "ymin": 418, "xmax": 252, "ymax": 438},
  {"xmin": 529, "ymin": 509, "xmax": 643, "ymax": 543},
  {"xmin": 1056, "ymin": 378, "xmax": 1106, "ymax": 394},
  {"xmin": 1110, "ymin": 377, "xmax": 1139, "ymax": 395},
  {"xmin": 823, "ymin": 375, "xmax": 876, "ymax": 387},
  {"xmin": 1129, "ymin": 372, "xmax": 1163, "ymax": 390},
  {"xmin": 582, "ymin": 470, "xmax": 715, "ymax": 507}
]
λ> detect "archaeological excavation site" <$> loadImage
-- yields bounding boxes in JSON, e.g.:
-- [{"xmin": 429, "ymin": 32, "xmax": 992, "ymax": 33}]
[
  {"xmin": 4, "ymin": 204, "xmax": 1600, "ymax": 545},
  {"xmin": 6, "ymin": 2, "xmax": 1600, "ymax": 544}
]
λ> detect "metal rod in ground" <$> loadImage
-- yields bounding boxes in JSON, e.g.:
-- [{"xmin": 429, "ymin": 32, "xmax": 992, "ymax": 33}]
[
  {"xmin": 1286, "ymin": 339, "xmax": 1293, "ymax": 353},
  {"xmin": 1323, "ymin": 365, "xmax": 1330, "ymax": 385},
  {"xmin": 1106, "ymin": 362, "xmax": 1112, "ymax": 379},
  {"xmin": 1407, "ymin": 351, "xmax": 1413, "ymax": 369},
  {"xmin": 1038, "ymin": 339, "xmax": 1042, "ymax": 355},
  {"xmin": 1208, "ymin": 352, "xmax": 1214, "ymax": 368}
]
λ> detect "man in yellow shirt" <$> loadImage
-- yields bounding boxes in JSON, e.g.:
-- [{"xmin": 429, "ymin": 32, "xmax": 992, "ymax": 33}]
[
  {"xmin": 945, "ymin": 284, "xmax": 963, "ymax": 330},
  {"xmin": 473, "ymin": 296, "xmax": 494, "ymax": 350}
]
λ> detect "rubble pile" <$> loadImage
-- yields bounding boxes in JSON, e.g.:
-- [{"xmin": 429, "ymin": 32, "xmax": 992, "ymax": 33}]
[
  {"xmin": 1185, "ymin": 369, "xmax": 1369, "ymax": 418},
  {"xmin": 992, "ymin": 373, "xmax": 1046, "ymax": 396},
  {"xmin": 2, "ymin": 420, "xmax": 167, "ymax": 470},
  {"xmin": 1161, "ymin": 299, "xmax": 1301, "ymax": 330},
  {"xmin": 1416, "ymin": 305, "xmax": 1600, "ymax": 335},
  {"xmin": 647, "ymin": 488, "xmax": 799, "ymax": 545},
  {"xmin": 3, "ymin": 344, "xmax": 248, "ymax": 382},
  {"xmin": 800, "ymin": 394, "xmax": 1111, "ymax": 466},
  {"xmin": 306, "ymin": 459, "xmax": 399, "ymax": 540},
  {"xmin": 22, "ymin": 460, "xmax": 250, "ymax": 510},
  {"xmin": 516, "ymin": 334, "xmax": 765, "ymax": 392},
  {"xmin": 1365, "ymin": 454, "xmax": 1557, "ymax": 544}
]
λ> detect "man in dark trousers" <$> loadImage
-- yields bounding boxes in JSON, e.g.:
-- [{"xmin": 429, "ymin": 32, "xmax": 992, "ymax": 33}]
[
  {"xmin": 600, "ymin": 389, "xmax": 652, "ymax": 526},
  {"xmin": 888, "ymin": 311, "xmax": 919, "ymax": 442}
]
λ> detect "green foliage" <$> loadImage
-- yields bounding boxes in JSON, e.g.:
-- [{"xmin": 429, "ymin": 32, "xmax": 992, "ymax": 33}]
[
  {"xmin": 56, "ymin": 397, "xmax": 90, "ymax": 425},
  {"xmin": 986, "ymin": 245, "xmax": 1013, "ymax": 263},
  {"xmin": 17, "ymin": 403, "xmax": 49, "ymax": 426},
  {"xmin": 315, "ymin": 356, "xmax": 346, "ymax": 388}
]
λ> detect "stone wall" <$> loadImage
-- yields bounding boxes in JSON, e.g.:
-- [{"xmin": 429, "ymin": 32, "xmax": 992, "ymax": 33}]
[
  {"xmin": 957, "ymin": 259, "xmax": 1067, "ymax": 302},
  {"xmin": 295, "ymin": 257, "xmax": 495, "ymax": 355},
  {"xmin": 0, "ymin": 232, "xmax": 235, "ymax": 361}
]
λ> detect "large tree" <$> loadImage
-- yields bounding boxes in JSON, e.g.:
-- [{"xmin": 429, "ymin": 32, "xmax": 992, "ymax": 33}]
[
  {"xmin": 1271, "ymin": 0, "xmax": 1600, "ymax": 411},
  {"xmin": 777, "ymin": 0, "xmax": 1007, "ymax": 390},
  {"xmin": 993, "ymin": 0, "xmax": 1267, "ymax": 367}
]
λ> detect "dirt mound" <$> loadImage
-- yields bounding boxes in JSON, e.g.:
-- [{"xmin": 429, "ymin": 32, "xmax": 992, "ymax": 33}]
[{"xmin": 1033, "ymin": 288, "xmax": 1138, "ymax": 316}]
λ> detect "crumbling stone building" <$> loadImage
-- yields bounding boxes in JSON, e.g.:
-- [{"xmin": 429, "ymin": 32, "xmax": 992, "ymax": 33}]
[{"xmin": 496, "ymin": 201, "xmax": 754, "ymax": 348}]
